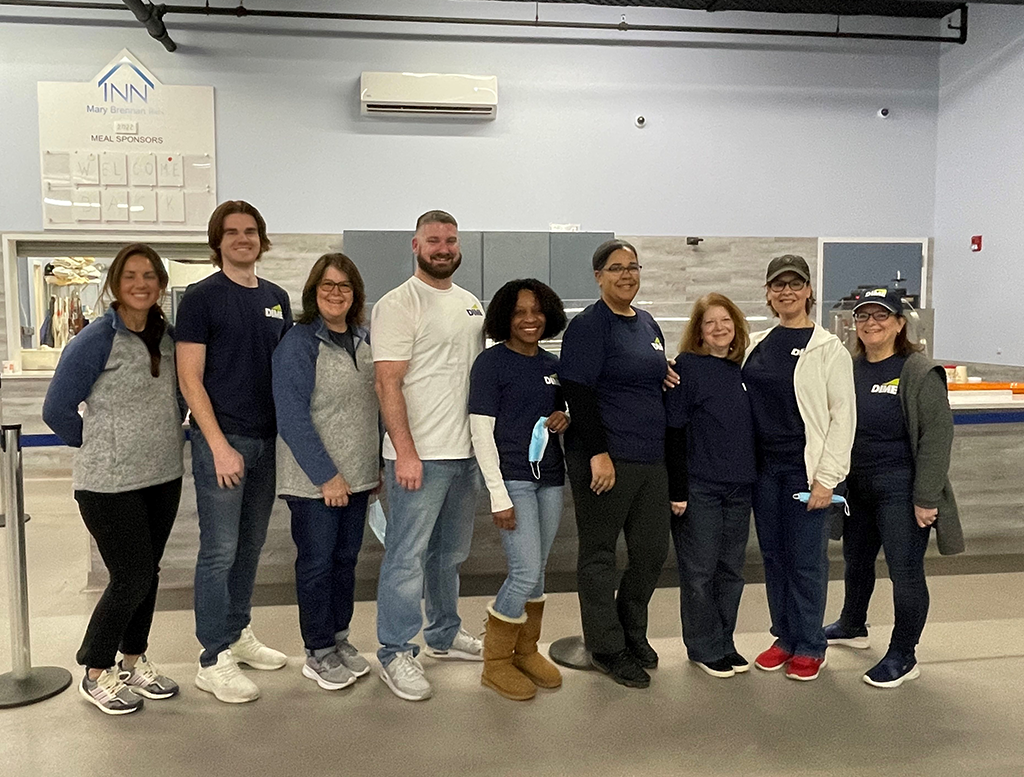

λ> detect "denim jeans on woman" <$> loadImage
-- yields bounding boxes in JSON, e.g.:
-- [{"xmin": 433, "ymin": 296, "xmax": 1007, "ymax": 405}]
[
  {"xmin": 191, "ymin": 425, "xmax": 278, "ymax": 667},
  {"xmin": 376, "ymin": 458, "xmax": 479, "ymax": 666},
  {"xmin": 671, "ymin": 480, "xmax": 751, "ymax": 663},
  {"xmin": 837, "ymin": 466, "xmax": 930, "ymax": 658},
  {"xmin": 287, "ymin": 491, "xmax": 370, "ymax": 652},
  {"xmin": 752, "ymin": 456, "xmax": 831, "ymax": 659},
  {"xmin": 493, "ymin": 481, "xmax": 563, "ymax": 620}
]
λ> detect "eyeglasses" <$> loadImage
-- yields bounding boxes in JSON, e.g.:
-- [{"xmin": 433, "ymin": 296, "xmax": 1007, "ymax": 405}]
[
  {"xmin": 853, "ymin": 310, "xmax": 894, "ymax": 323},
  {"xmin": 602, "ymin": 263, "xmax": 642, "ymax": 276},
  {"xmin": 768, "ymin": 278, "xmax": 808, "ymax": 292},
  {"xmin": 319, "ymin": 280, "xmax": 354, "ymax": 294}
]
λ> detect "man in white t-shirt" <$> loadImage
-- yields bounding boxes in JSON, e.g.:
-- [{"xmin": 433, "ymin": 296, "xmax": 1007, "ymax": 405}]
[{"xmin": 372, "ymin": 210, "xmax": 485, "ymax": 701}]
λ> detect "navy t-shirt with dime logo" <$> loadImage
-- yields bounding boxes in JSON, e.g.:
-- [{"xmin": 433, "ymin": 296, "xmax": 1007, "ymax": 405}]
[
  {"xmin": 469, "ymin": 344, "xmax": 565, "ymax": 485},
  {"xmin": 743, "ymin": 326, "xmax": 814, "ymax": 460},
  {"xmin": 560, "ymin": 299, "xmax": 668, "ymax": 464},
  {"xmin": 851, "ymin": 354, "xmax": 912, "ymax": 473},
  {"xmin": 175, "ymin": 271, "xmax": 293, "ymax": 439}
]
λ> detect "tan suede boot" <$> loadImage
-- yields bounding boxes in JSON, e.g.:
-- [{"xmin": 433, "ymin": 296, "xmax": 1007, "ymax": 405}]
[
  {"xmin": 482, "ymin": 605, "xmax": 536, "ymax": 701},
  {"xmin": 512, "ymin": 596, "xmax": 562, "ymax": 689}
]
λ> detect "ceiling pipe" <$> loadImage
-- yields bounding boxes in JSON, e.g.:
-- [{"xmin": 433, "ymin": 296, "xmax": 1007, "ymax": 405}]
[
  {"xmin": 121, "ymin": 0, "xmax": 176, "ymax": 51},
  {"xmin": 0, "ymin": 0, "xmax": 968, "ymax": 46}
]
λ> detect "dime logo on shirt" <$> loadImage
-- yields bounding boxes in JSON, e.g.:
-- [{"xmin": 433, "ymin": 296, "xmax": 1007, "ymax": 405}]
[
  {"xmin": 544, "ymin": 374, "xmax": 560, "ymax": 386},
  {"xmin": 791, "ymin": 348, "xmax": 805, "ymax": 357},
  {"xmin": 651, "ymin": 336, "xmax": 664, "ymax": 352},
  {"xmin": 871, "ymin": 378, "xmax": 900, "ymax": 395},
  {"xmin": 466, "ymin": 304, "xmax": 484, "ymax": 317},
  {"xmin": 265, "ymin": 304, "xmax": 284, "ymax": 320}
]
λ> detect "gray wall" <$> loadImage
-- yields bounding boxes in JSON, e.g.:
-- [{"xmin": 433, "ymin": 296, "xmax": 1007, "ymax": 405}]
[{"xmin": 933, "ymin": 5, "xmax": 1024, "ymax": 367}]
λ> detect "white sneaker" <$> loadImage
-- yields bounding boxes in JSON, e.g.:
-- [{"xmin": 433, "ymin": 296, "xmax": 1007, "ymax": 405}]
[
  {"xmin": 229, "ymin": 625, "xmax": 287, "ymax": 670},
  {"xmin": 425, "ymin": 627, "xmax": 483, "ymax": 662},
  {"xmin": 379, "ymin": 651, "xmax": 432, "ymax": 701},
  {"xmin": 195, "ymin": 650, "xmax": 260, "ymax": 703}
]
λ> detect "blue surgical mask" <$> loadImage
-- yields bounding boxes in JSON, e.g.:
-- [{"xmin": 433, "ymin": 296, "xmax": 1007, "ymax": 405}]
[
  {"xmin": 793, "ymin": 491, "xmax": 850, "ymax": 516},
  {"xmin": 529, "ymin": 416, "xmax": 549, "ymax": 480}
]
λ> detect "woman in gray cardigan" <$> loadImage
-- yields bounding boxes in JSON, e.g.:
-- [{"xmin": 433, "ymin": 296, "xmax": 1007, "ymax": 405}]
[
  {"xmin": 43, "ymin": 243, "xmax": 184, "ymax": 715},
  {"xmin": 824, "ymin": 288, "xmax": 961, "ymax": 688},
  {"xmin": 272, "ymin": 253, "xmax": 380, "ymax": 692}
]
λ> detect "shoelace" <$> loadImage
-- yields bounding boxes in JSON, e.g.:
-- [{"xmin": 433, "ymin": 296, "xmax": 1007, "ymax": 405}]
[
  {"xmin": 392, "ymin": 654, "xmax": 424, "ymax": 680},
  {"xmin": 94, "ymin": 670, "xmax": 130, "ymax": 701}
]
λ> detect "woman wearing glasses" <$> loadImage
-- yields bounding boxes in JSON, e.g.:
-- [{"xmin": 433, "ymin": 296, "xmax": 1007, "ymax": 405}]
[
  {"xmin": 560, "ymin": 239, "xmax": 674, "ymax": 689},
  {"xmin": 272, "ymin": 253, "xmax": 380, "ymax": 691},
  {"xmin": 824, "ymin": 288, "xmax": 960, "ymax": 688},
  {"xmin": 742, "ymin": 255, "xmax": 855, "ymax": 681}
]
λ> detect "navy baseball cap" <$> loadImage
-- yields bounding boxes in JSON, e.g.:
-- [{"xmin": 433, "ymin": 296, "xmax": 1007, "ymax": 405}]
[
  {"xmin": 853, "ymin": 288, "xmax": 905, "ymax": 314},
  {"xmin": 766, "ymin": 255, "xmax": 811, "ymax": 283}
]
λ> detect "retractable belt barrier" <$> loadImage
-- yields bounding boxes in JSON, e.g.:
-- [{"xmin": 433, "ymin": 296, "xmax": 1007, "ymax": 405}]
[{"xmin": 0, "ymin": 424, "xmax": 72, "ymax": 708}]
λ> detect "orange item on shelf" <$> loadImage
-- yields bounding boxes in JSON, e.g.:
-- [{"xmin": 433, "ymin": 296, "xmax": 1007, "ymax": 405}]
[{"xmin": 946, "ymin": 382, "xmax": 1024, "ymax": 394}]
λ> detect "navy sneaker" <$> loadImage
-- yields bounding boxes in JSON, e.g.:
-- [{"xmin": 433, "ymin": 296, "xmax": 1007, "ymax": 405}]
[
  {"xmin": 824, "ymin": 620, "xmax": 870, "ymax": 649},
  {"xmin": 863, "ymin": 651, "xmax": 920, "ymax": 688}
]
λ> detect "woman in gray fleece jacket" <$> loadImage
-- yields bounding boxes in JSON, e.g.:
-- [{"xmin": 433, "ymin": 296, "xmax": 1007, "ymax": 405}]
[
  {"xmin": 43, "ymin": 243, "xmax": 184, "ymax": 716},
  {"xmin": 824, "ymin": 288, "xmax": 961, "ymax": 689}
]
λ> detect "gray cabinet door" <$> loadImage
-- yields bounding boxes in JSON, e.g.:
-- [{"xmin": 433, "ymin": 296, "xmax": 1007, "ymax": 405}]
[
  {"xmin": 482, "ymin": 232, "xmax": 550, "ymax": 299},
  {"xmin": 549, "ymin": 232, "xmax": 614, "ymax": 302}
]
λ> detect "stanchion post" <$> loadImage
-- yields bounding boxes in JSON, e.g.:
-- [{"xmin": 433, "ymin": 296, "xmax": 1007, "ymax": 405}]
[{"xmin": 0, "ymin": 423, "xmax": 72, "ymax": 708}]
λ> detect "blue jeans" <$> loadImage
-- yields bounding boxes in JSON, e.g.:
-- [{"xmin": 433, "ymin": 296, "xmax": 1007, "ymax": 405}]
[
  {"xmin": 287, "ymin": 492, "xmax": 370, "ymax": 653},
  {"xmin": 671, "ymin": 480, "xmax": 751, "ymax": 663},
  {"xmin": 752, "ymin": 457, "xmax": 831, "ymax": 659},
  {"xmin": 192, "ymin": 427, "xmax": 278, "ymax": 667},
  {"xmin": 376, "ymin": 458, "xmax": 479, "ymax": 666},
  {"xmin": 838, "ymin": 467, "xmax": 930, "ymax": 658},
  {"xmin": 493, "ymin": 481, "xmax": 564, "ymax": 620}
]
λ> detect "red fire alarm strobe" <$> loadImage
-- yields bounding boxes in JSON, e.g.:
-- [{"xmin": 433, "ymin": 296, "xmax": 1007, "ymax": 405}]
[{"xmin": 971, "ymin": 235, "xmax": 983, "ymax": 252}]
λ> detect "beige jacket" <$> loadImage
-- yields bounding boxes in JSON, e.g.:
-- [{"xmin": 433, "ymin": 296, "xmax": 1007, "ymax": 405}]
[{"xmin": 745, "ymin": 324, "xmax": 856, "ymax": 490}]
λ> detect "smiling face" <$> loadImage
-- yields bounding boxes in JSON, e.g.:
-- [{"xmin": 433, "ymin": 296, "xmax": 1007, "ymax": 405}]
[
  {"xmin": 855, "ymin": 303, "xmax": 905, "ymax": 354},
  {"xmin": 413, "ymin": 221, "xmax": 462, "ymax": 281},
  {"xmin": 595, "ymin": 247, "xmax": 640, "ymax": 309},
  {"xmin": 700, "ymin": 304, "xmax": 736, "ymax": 357},
  {"xmin": 117, "ymin": 253, "xmax": 162, "ymax": 315},
  {"xmin": 508, "ymin": 289, "xmax": 546, "ymax": 350},
  {"xmin": 766, "ymin": 271, "xmax": 812, "ymax": 319},
  {"xmin": 316, "ymin": 265, "xmax": 353, "ymax": 330},
  {"xmin": 219, "ymin": 212, "xmax": 262, "ymax": 268}
]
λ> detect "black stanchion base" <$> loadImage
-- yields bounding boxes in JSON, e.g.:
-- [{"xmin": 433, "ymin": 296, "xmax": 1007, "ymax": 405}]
[
  {"xmin": 0, "ymin": 667, "xmax": 73, "ymax": 709},
  {"xmin": 548, "ymin": 635, "xmax": 594, "ymax": 671}
]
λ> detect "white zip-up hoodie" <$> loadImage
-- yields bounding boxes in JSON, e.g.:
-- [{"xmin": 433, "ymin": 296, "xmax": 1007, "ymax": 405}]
[{"xmin": 744, "ymin": 324, "xmax": 856, "ymax": 490}]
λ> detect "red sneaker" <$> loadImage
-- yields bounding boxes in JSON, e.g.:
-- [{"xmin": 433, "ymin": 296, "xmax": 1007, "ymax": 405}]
[
  {"xmin": 785, "ymin": 654, "xmax": 827, "ymax": 681},
  {"xmin": 754, "ymin": 644, "xmax": 793, "ymax": 672}
]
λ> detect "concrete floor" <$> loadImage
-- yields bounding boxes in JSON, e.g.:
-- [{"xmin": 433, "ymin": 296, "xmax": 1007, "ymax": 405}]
[{"xmin": 2, "ymin": 482, "xmax": 1024, "ymax": 776}]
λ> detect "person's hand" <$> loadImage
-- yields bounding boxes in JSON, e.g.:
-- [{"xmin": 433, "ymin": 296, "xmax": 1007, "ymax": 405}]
[
  {"xmin": 371, "ymin": 469, "xmax": 384, "ymax": 496},
  {"xmin": 590, "ymin": 453, "xmax": 616, "ymax": 494},
  {"xmin": 914, "ymin": 505, "xmax": 938, "ymax": 528},
  {"xmin": 321, "ymin": 474, "xmax": 352, "ymax": 507},
  {"xmin": 807, "ymin": 480, "xmax": 833, "ymax": 511},
  {"xmin": 663, "ymin": 360, "xmax": 680, "ymax": 391},
  {"xmin": 212, "ymin": 443, "xmax": 245, "ymax": 489},
  {"xmin": 546, "ymin": 411, "xmax": 569, "ymax": 434},
  {"xmin": 493, "ymin": 506, "xmax": 516, "ymax": 530},
  {"xmin": 671, "ymin": 501, "xmax": 688, "ymax": 517},
  {"xmin": 395, "ymin": 454, "xmax": 423, "ymax": 491}
]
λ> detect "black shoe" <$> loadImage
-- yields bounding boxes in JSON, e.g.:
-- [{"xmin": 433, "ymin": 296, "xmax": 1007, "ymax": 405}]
[
  {"xmin": 692, "ymin": 658, "xmax": 736, "ymax": 678},
  {"xmin": 724, "ymin": 651, "xmax": 750, "ymax": 674},
  {"xmin": 626, "ymin": 640, "xmax": 659, "ymax": 669},
  {"xmin": 591, "ymin": 650, "xmax": 651, "ymax": 688}
]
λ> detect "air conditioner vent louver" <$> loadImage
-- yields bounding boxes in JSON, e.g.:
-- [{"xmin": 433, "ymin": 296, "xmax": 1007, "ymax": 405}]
[{"xmin": 360, "ymin": 72, "xmax": 498, "ymax": 119}]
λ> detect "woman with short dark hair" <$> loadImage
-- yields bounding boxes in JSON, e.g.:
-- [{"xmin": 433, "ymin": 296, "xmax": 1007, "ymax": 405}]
[
  {"xmin": 43, "ymin": 243, "xmax": 184, "ymax": 715},
  {"xmin": 825, "ymin": 288, "xmax": 961, "ymax": 688},
  {"xmin": 272, "ymin": 252, "xmax": 380, "ymax": 691},
  {"xmin": 470, "ymin": 278, "xmax": 568, "ymax": 701}
]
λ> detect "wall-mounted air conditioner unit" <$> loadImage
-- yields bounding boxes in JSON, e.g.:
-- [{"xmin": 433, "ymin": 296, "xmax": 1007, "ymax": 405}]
[{"xmin": 360, "ymin": 72, "xmax": 498, "ymax": 119}]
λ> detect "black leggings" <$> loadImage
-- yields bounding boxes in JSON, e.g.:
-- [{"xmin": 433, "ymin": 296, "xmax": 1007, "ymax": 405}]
[{"xmin": 75, "ymin": 478, "xmax": 182, "ymax": 669}]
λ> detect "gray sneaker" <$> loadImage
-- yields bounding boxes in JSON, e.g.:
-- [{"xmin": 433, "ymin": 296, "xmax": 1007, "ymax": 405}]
[
  {"xmin": 80, "ymin": 668, "xmax": 144, "ymax": 715},
  {"xmin": 302, "ymin": 651, "xmax": 356, "ymax": 691},
  {"xmin": 335, "ymin": 639, "xmax": 371, "ymax": 678},
  {"xmin": 120, "ymin": 654, "xmax": 179, "ymax": 699},
  {"xmin": 379, "ymin": 651, "xmax": 432, "ymax": 701}
]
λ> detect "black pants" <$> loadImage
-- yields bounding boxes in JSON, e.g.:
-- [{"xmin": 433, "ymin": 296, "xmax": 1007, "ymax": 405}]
[
  {"xmin": 75, "ymin": 478, "xmax": 182, "ymax": 669},
  {"xmin": 838, "ymin": 467, "xmax": 930, "ymax": 658},
  {"xmin": 567, "ymin": 454, "xmax": 670, "ymax": 655}
]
